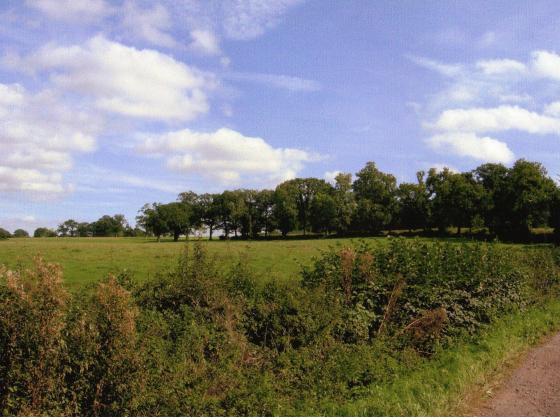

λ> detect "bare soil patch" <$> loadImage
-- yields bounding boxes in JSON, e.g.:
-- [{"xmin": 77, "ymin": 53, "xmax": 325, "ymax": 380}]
[{"xmin": 469, "ymin": 331, "xmax": 560, "ymax": 417}]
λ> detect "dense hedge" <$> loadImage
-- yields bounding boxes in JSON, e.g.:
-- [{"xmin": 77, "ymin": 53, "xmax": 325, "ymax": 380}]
[{"xmin": 1, "ymin": 240, "xmax": 559, "ymax": 416}]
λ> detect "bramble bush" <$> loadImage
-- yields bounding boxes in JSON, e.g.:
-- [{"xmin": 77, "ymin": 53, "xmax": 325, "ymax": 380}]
[{"xmin": 1, "ymin": 239, "xmax": 559, "ymax": 416}]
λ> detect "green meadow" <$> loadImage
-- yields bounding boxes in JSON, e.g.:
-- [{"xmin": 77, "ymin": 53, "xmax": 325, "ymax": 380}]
[{"xmin": 0, "ymin": 236, "xmax": 384, "ymax": 286}]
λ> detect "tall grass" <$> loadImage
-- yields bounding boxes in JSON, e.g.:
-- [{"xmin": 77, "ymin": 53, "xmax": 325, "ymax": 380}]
[{"xmin": 1, "ymin": 239, "xmax": 559, "ymax": 416}]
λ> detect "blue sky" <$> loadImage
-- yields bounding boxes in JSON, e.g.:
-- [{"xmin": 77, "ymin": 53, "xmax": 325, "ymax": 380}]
[{"xmin": 2, "ymin": 0, "xmax": 560, "ymax": 231}]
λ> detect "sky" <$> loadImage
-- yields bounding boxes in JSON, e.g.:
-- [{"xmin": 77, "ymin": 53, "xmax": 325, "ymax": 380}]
[{"xmin": 2, "ymin": 0, "xmax": 560, "ymax": 232}]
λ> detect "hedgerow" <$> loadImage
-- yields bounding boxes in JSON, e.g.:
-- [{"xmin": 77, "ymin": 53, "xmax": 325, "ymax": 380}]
[{"xmin": 1, "ymin": 239, "xmax": 559, "ymax": 416}]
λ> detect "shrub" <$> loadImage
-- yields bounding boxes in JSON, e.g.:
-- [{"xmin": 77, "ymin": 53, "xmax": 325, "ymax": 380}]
[
  {"xmin": 1, "ymin": 240, "xmax": 559, "ymax": 416},
  {"xmin": 0, "ymin": 258, "xmax": 68, "ymax": 415}
]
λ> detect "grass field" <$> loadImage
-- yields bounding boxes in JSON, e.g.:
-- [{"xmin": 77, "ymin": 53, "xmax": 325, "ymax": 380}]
[
  {"xmin": 0, "ymin": 236, "xmax": 387, "ymax": 287},
  {"xmin": 0, "ymin": 235, "xmax": 531, "ymax": 288}
]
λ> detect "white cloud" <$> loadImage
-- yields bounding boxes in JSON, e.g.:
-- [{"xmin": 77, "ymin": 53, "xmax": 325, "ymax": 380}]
[
  {"xmin": 0, "ymin": 83, "xmax": 97, "ymax": 196},
  {"xmin": 221, "ymin": 0, "xmax": 305, "ymax": 40},
  {"xmin": 427, "ymin": 133, "xmax": 515, "ymax": 164},
  {"xmin": 407, "ymin": 55, "xmax": 463, "ymax": 77},
  {"xmin": 122, "ymin": 1, "xmax": 177, "ymax": 48},
  {"xmin": 544, "ymin": 101, "xmax": 560, "ymax": 117},
  {"xmin": 227, "ymin": 72, "xmax": 321, "ymax": 92},
  {"xmin": 189, "ymin": 29, "xmax": 221, "ymax": 55},
  {"xmin": 163, "ymin": 0, "xmax": 304, "ymax": 43},
  {"xmin": 324, "ymin": 170, "xmax": 341, "ymax": 184},
  {"xmin": 430, "ymin": 105, "xmax": 560, "ymax": 135},
  {"xmin": 17, "ymin": 35, "xmax": 214, "ymax": 122},
  {"xmin": 413, "ymin": 50, "xmax": 560, "ymax": 164},
  {"xmin": 26, "ymin": 0, "xmax": 111, "ymax": 21},
  {"xmin": 138, "ymin": 127, "xmax": 318, "ymax": 185},
  {"xmin": 429, "ymin": 163, "xmax": 459, "ymax": 174},
  {"xmin": 531, "ymin": 50, "xmax": 560, "ymax": 81},
  {"xmin": 476, "ymin": 59, "xmax": 527, "ymax": 75}
]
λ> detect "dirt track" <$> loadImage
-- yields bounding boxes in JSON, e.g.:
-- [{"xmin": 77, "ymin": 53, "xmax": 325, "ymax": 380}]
[{"xmin": 469, "ymin": 331, "xmax": 560, "ymax": 417}]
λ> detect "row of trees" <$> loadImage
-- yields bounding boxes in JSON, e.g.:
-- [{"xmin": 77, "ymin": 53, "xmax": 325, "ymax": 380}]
[
  {"xmin": 22, "ymin": 215, "xmax": 142, "ymax": 239},
  {"xmin": 136, "ymin": 159, "xmax": 560, "ymax": 242},
  {"xmin": 0, "ymin": 228, "xmax": 29, "ymax": 239},
  {"xmin": 53, "ymin": 215, "xmax": 137, "ymax": 237},
  {"xmin": 3, "ymin": 159, "xmax": 558, "ymax": 242}
]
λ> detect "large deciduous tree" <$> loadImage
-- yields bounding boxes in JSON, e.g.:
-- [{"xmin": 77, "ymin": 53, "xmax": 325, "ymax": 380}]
[
  {"xmin": 352, "ymin": 162, "xmax": 397, "ymax": 234},
  {"xmin": 276, "ymin": 178, "xmax": 333, "ymax": 235},
  {"xmin": 332, "ymin": 173, "xmax": 355, "ymax": 234},
  {"xmin": 396, "ymin": 171, "xmax": 430, "ymax": 232}
]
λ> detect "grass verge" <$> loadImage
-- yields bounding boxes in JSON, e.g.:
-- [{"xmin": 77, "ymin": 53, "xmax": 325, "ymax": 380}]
[{"xmin": 323, "ymin": 298, "xmax": 560, "ymax": 417}]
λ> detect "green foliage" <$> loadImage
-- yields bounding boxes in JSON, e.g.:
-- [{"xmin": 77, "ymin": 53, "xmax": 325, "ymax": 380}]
[
  {"xmin": 1, "ymin": 240, "xmax": 560, "ymax": 416},
  {"xmin": 352, "ymin": 162, "xmax": 397, "ymax": 233},
  {"xmin": 12, "ymin": 229, "xmax": 28, "ymax": 238},
  {"xmin": 0, "ymin": 228, "xmax": 10, "ymax": 239},
  {"xmin": 33, "ymin": 227, "xmax": 57, "ymax": 238}
]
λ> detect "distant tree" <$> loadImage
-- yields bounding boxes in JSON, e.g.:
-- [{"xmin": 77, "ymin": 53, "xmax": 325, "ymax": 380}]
[
  {"xmin": 77, "ymin": 222, "xmax": 91, "ymax": 237},
  {"xmin": 137, "ymin": 204, "xmax": 169, "ymax": 242},
  {"xmin": 237, "ymin": 189, "xmax": 263, "ymax": 238},
  {"xmin": 113, "ymin": 215, "xmax": 129, "ymax": 236},
  {"xmin": 396, "ymin": 171, "xmax": 430, "ymax": 232},
  {"xmin": 309, "ymin": 193, "xmax": 337, "ymax": 234},
  {"xmin": 158, "ymin": 202, "xmax": 192, "ymax": 241},
  {"xmin": 215, "ymin": 191, "xmax": 242, "ymax": 238},
  {"xmin": 506, "ymin": 160, "xmax": 556, "ymax": 240},
  {"xmin": 352, "ymin": 162, "xmax": 397, "ymax": 233},
  {"xmin": 193, "ymin": 194, "xmax": 220, "ymax": 240},
  {"xmin": 273, "ymin": 186, "xmax": 298, "ymax": 237},
  {"xmin": 551, "ymin": 187, "xmax": 560, "ymax": 245},
  {"xmin": 332, "ymin": 173, "xmax": 355, "ymax": 234},
  {"xmin": 427, "ymin": 168, "xmax": 484, "ymax": 234},
  {"xmin": 33, "ymin": 227, "xmax": 57, "ymax": 238},
  {"xmin": 276, "ymin": 178, "xmax": 333, "ymax": 235},
  {"xmin": 57, "ymin": 219, "xmax": 79, "ymax": 237},
  {"xmin": 13, "ymin": 229, "xmax": 29, "ymax": 238},
  {"xmin": 0, "ymin": 228, "xmax": 11, "ymax": 239},
  {"xmin": 91, "ymin": 215, "xmax": 129, "ymax": 237},
  {"xmin": 472, "ymin": 163, "xmax": 510, "ymax": 234},
  {"xmin": 255, "ymin": 189, "xmax": 276, "ymax": 237}
]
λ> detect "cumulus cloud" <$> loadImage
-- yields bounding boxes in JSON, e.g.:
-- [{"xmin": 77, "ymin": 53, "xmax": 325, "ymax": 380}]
[
  {"xmin": 324, "ymin": 170, "xmax": 341, "ymax": 184},
  {"xmin": 121, "ymin": 1, "xmax": 177, "ymax": 48},
  {"xmin": 0, "ymin": 83, "xmax": 98, "ymax": 196},
  {"xmin": 427, "ymin": 133, "xmax": 515, "ymax": 164},
  {"xmin": 413, "ymin": 50, "xmax": 560, "ymax": 164},
  {"xmin": 138, "ymin": 127, "xmax": 318, "ymax": 185},
  {"xmin": 430, "ymin": 105, "xmax": 560, "ymax": 135},
  {"xmin": 544, "ymin": 101, "xmax": 560, "ymax": 117},
  {"xmin": 531, "ymin": 50, "xmax": 560, "ymax": 81},
  {"xmin": 189, "ymin": 29, "xmax": 221, "ymax": 55},
  {"xmin": 26, "ymin": 0, "xmax": 111, "ymax": 21},
  {"xmin": 16, "ymin": 35, "xmax": 214, "ymax": 122}
]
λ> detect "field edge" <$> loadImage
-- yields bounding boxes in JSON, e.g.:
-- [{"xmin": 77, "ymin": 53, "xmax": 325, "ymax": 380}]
[{"xmin": 320, "ymin": 298, "xmax": 560, "ymax": 417}]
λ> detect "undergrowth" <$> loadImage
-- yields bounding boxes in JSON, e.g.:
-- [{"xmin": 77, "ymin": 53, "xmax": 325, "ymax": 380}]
[{"xmin": 1, "ymin": 239, "xmax": 559, "ymax": 416}]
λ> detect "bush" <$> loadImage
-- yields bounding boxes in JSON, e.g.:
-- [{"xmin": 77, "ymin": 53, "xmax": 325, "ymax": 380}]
[
  {"xmin": 12, "ymin": 229, "xmax": 29, "ymax": 238},
  {"xmin": 0, "ymin": 228, "xmax": 10, "ymax": 239},
  {"xmin": 1, "ymin": 240, "xmax": 559, "ymax": 416}
]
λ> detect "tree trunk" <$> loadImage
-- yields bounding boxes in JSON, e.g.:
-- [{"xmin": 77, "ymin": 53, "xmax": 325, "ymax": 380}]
[{"xmin": 209, "ymin": 226, "xmax": 213, "ymax": 240}]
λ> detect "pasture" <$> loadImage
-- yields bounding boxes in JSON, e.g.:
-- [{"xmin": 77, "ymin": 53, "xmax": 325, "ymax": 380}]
[{"xmin": 0, "ymin": 236, "xmax": 386, "ymax": 286}]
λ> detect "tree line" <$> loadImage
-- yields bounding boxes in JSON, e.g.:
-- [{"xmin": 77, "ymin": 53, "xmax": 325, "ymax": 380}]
[
  {"xmin": 136, "ymin": 158, "xmax": 560, "ymax": 242},
  {"xmin": 3, "ymin": 159, "xmax": 559, "ymax": 243}
]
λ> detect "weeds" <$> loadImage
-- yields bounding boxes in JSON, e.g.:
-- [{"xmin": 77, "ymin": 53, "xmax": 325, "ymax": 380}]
[{"xmin": 1, "ymin": 240, "xmax": 560, "ymax": 416}]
